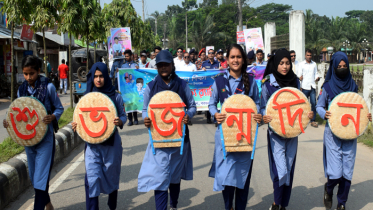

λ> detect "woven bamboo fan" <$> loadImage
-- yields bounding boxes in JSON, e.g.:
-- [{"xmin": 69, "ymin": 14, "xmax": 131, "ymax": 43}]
[
  {"xmin": 73, "ymin": 92, "xmax": 117, "ymax": 144},
  {"xmin": 328, "ymin": 92, "xmax": 369, "ymax": 140},
  {"xmin": 147, "ymin": 91, "xmax": 186, "ymax": 149},
  {"xmin": 265, "ymin": 87, "xmax": 311, "ymax": 138},
  {"xmin": 220, "ymin": 94, "xmax": 257, "ymax": 152},
  {"xmin": 6, "ymin": 97, "xmax": 48, "ymax": 147}
]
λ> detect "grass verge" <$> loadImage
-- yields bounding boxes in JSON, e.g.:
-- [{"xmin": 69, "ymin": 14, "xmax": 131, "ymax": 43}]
[
  {"xmin": 358, "ymin": 124, "xmax": 373, "ymax": 148},
  {"xmin": 0, "ymin": 137, "xmax": 25, "ymax": 163},
  {"xmin": 0, "ymin": 107, "xmax": 75, "ymax": 163},
  {"xmin": 315, "ymin": 113, "xmax": 326, "ymax": 125}
]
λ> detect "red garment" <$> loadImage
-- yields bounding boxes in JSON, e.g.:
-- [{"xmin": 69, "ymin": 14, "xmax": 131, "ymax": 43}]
[
  {"xmin": 58, "ymin": 64, "xmax": 69, "ymax": 79},
  {"xmin": 219, "ymin": 59, "xmax": 228, "ymax": 69}
]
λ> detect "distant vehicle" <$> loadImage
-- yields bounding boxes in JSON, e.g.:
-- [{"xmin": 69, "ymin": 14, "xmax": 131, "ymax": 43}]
[
  {"xmin": 71, "ymin": 48, "xmax": 108, "ymax": 82},
  {"xmin": 72, "ymin": 48, "xmax": 108, "ymax": 103}
]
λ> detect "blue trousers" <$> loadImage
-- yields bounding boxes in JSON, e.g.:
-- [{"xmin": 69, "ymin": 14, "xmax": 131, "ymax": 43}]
[
  {"xmin": 128, "ymin": 112, "xmax": 138, "ymax": 122},
  {"xmin": 34, "ymin": 135, "xmax": 55, "ymax": 210},
  {"xmin": 85, "ymin": 174, "xmax": 118, "ymax": 210},
  {"xmin": 154, "ymin": 183, "xmax": 181, "ymax": 210},
  {"xmin": 222, "ymin": 160, "xmax": 254, "ymax": 210},
  {"xmin": 327, "ymin": 177, "xmax": 351, "ymax": 207},
  {"xmin": 302, "ymin": 88, "xmax": 316, "ymax": 122},
  {"xmin": 269, "ymin": 145, "xmax": 296, "ymax": 207}
]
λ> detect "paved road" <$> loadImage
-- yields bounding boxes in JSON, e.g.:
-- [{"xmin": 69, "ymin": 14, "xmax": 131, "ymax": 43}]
[
  {"xmin": 4, "ymin": 114, "xmax": 373, "ymax": 210},
  {"xmin": 0, "ymin": 91, "xmax": 73, "ymax": 143}
]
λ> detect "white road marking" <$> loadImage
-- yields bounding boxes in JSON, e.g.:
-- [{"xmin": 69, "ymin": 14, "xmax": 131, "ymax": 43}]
[{"xmin": 25, "ymin": 153, "xmax": 85, "ymax": 210}]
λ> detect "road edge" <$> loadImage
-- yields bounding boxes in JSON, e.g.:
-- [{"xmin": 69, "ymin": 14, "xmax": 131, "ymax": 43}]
[{"xmin": 0, "ymin": 123, "xmax": 82, "ymax": 210}]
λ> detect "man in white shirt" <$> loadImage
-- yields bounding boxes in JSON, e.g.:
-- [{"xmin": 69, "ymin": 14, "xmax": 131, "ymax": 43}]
[
  {"xmin": 146, "ymin": 46, "xmax": 161, "ymax": 69},
  {"xmin": 290, "ymin": 50, "xmax": 299, "ymax": 75},
  {"xmin": 178, "ymin": 52, "xmax": 197, "ymax": 71},
  {"xmin": 297, "ymin": 49, "xmax": 320, "ymax": 128},
  {"xmin": 174, "ymin": 47, "xmax": 184, "ymax": 70}
]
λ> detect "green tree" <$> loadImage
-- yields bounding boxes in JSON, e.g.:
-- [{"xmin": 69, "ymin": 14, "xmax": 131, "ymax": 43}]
[
  {"xmin": 31, "ymin": 0, "xmax": 60, "ymax": 76},
  {"xmin": 345, "ymin": 10, "xmax": 365, "ymax": 19},
  {"xmin": 59, "ymin": 0, "xmax": 81, "ymax": 107},
  {"xmin": 1, "ymin": 0, "xmax": 32, "ymax": 101},
  {"xmin": 255, "ymin": 3, "xmax": 292, "ymax": 35},
  {"xmin": 189, "ymin": 11, "xmax": 225, "ymax": 50}
]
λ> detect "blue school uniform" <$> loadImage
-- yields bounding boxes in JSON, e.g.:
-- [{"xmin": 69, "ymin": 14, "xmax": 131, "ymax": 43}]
[
  {"xmin": 208, "ymin": 71, "xmax": 260, "ymax": 191},
  {"xmin": 82, "ymin": 62, "xmax": 127, "ymax": 210},
  {"xmin": 84, "ymin": 93, "xmax": 127, "ymax": 198},
  {"xmin": 260, "ymin": 74, "xmax": 300, "ymax": 207},
  {"xmin": 316, "ymin": 51, "xmax": 359, "ymax": 207},
  {"xmin": 18, "ymin": 76, "xmax": 64, "ymax": 209},
  {"xmin": 137, "ymin": 75, "xmax": 196, "ymax": 192}
]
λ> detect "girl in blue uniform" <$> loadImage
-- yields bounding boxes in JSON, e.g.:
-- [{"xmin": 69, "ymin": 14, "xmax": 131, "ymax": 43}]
[
  {"xmin": 261, "ymin": 49, "xmax": 314, "ymax": 210},
  {"xmin": 316, "ymin": 52, "xmax": 372, "ymax": 210},
  {"xmin": 3, "ymin": 55, "xmax": 64, "ymax": 210},
  {"xmin": 138, "ymin": 50, "xmax": 196, "ymax": 210},
  {"xmin": 208, "ymin": 44, "xmax": 262, "ymax": 210},
  {"xmin": 72, "ymin": 62, "xmax": 127, "ymax": 210}
]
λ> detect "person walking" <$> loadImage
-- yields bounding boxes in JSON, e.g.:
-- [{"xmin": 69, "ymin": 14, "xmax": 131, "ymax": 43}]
[
  {"xmin": 261, "ymin": 49, "xmax": 314, "ymax": 210},
  {"xmin": 253, "ymin": 49, "xmax": 267, "ymax": 66},
  {"xmin": 202, "ymin": 48, "xmax": 220, "ymax": 124},
  {"xmin": 208, "ymin": 44, "xmax": 262, "ymax": 210},
  {"xmin": 195, "ymin": 49, "xmax": 206, "ymax": 70},
  {"xmin": 121, "ymin": 50, "xmax": 140, "ymax": 126},
  {"xmin": 146, "ymin": 46, "xmax": 162, "ymax": 69},
  {"xmin": 316, "ymin": 52, "xmax": 372, "ymax": 210},
  {"xmin": 216, "ymin": 49, "xmax": 228, "ymax": 69},
  {"xmin": 58, "ymin": 59, "xmax": 69, "ymax": 94},
  {"xmin": 178, "ymin": 52, "xmax": 197, "ymax": 71},
  {"xmin": 139, "ymin": 50, "xmax": 149, "ymax": 68},
  {"xmin": 297, "ymin": 49, "xmax": 320, "ymax": 128},
  {"xmin": 174, "ymin": 47, "xmax": 184, "ymax": 70},
  {"xmin": 289, "ymin": 50, "xmax": 299, "ymax": 75},
  {"xmin": 138, "ymin": 50, "xmax": 196, "ymax": 210},
  {"xmin": 72, "ymin": 62, "xmax": 126, "ymax": 210}
]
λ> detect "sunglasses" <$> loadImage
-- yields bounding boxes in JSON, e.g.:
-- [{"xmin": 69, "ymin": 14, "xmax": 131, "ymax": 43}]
[
  {"xmin": 125, "ymin": 77, "xmax": 128, "ymax": 79},
  {"xmin": 177, "ymin": 51, "xmax": 183, "ymax": 53},
  {"xmin": 184, "ymin": 56, "xmax": 190, "ymax": 59},
  {"xmin": 291, "ymin": 55, "xmax": 296, "ymax": 57},
  {"xmin": 208, "ymin": 52, "xmax": 214, "ymax": 54}
]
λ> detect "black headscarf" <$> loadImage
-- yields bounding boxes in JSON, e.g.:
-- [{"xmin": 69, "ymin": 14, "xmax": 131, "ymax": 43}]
[{"xmin": 263, "ymin": 49, "xmax": 298, "ymax": 88}]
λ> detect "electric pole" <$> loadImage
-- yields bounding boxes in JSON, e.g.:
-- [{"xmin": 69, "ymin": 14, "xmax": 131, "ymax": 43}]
[
  {"xmin": 237, "ymin": 0, "xmax": 243, "ymax": 31},
  {"xmin": 142, "ymin": 0, "xmax": 145, "ymax": 22}
]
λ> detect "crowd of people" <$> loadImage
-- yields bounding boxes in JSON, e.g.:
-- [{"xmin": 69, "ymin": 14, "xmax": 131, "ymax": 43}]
[
  {"xmin": 3, "ymin": 44, "xmax": 372, "ymax": 210},
  {"xmin": 109, "ymin": 46, "xmax": 326, "ymax": 129}
]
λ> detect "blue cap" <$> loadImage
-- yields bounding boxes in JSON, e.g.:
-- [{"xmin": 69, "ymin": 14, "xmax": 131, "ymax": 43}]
[
  {"xmin": 217, "ymin": 49, "xmax": 223, "ymax": 53},
  {"xmin": 247, "ymin": 51, "xmax": 255, "ymax": 59},
  {"xmin": 156, "ymin": 50, "xmax": 173, "ymax": 64},
  {"xmin": 189, "ymin": 49, "xmax": 196, "ymax": 54}
]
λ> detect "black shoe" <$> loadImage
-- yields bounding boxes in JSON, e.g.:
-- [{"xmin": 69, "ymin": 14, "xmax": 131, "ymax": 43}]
[
  {"xmin": 134, "ymin": 120, "xmax": 138, "ymax": 125},
  {"xmin": 324, "ymin": 183, "xmax": 333, "ymax": 209},
  {"xmin": 336, "ymin": 205, "xmax": 345, "ymax": 210},
  {"xmin": 127, "ymin": 121, "xmax": 133, "ymax": 126},
  {"xmin": 269, "ymin": 204, "xmax": 280, "ymax": 210},
  {"xmin": 188, "ymin": 120, "xmax": 192, "ymax": 125},
  {"xmin": 280, "ymin": 207, "xmax": 286, "ymax": 210},
  {"xmin": 207, "ymin": 118, "xmax": 212, "ymax": 124}
]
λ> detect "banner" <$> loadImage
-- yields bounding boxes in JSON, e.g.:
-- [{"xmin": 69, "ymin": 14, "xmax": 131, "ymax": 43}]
[
  {"xmin": 206, "ymin": 46, "xmax": 214, "ymax": 52},
  {"xmin": 20, "ymin": 25, "xmax": 33, "ymax": 41},
  {"xmin": 243, "ymin": 28, "xmax": 264, "ymax": 54},
  {"xmin": 109, "ymin": 27, "xmax": 132, "ymax": 59},
  {"xmin": 118, "ymin": 66, "xmax": 266, "ymax": 113},
  {"xmin": 237, "ymin": 31, "xmax": 245, "ymax": 44}
]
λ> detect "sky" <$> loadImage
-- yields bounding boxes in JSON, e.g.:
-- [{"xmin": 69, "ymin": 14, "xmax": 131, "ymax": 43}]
[{"xmin": 101, "ymin": 0, "xmax": 371, "ymax": 20}]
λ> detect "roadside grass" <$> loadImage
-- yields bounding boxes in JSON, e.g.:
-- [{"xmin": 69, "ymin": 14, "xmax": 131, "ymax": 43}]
[
  {"xmin": 58, "ymin": 107, "xmax": 74, "ymax": 128},
  {"xmin": 358, "ymin": 124, "xmax": 373, "ymax": 148},
  {"xmin": 0, "ymin": 137, "xmax": 24, "ymax": 163},
  {"xmin": 0, "ymin": 107, "xmax": 74, "ymax": 163},
  {"xmin": 315, "ymin": 113, "xmax": 326, "ymax": 125}
]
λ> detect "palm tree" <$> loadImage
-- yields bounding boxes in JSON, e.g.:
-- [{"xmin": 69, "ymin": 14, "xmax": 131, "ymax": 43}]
[
  {"xmin": 189, "ymin": 11, "xmax": 225, "ymax": 50},
  {"xmin": 345, "ymin": 19, "xmax": 368, "ymax": 62},
  {"xmin": 1, "ymin": 0, "xmax": 32, "ymax": 101},
  {"xmin": 150, "ymin": 11, "xmax": 160, "ymax": 36}
]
